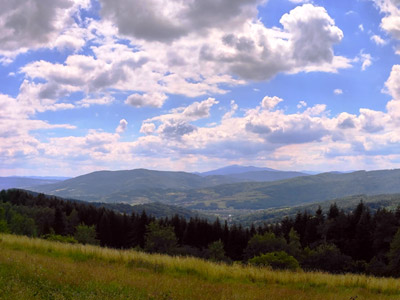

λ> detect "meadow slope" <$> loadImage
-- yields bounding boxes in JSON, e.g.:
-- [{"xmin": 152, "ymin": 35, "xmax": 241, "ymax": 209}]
[{"xmin": 1, "ymin": 234, "xmax": 400, "ymax": 300}]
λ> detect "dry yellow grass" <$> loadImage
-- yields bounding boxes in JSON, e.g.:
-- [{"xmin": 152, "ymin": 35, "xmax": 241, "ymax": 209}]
[{"xmin": 0, "ymin": 233, "xmax": 399, "ymax": 300}]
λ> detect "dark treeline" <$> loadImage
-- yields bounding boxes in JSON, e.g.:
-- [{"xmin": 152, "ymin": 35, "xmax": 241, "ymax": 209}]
[{"xmin": 1, "ymin": 189, "xmax": 400, "ymax": 277}]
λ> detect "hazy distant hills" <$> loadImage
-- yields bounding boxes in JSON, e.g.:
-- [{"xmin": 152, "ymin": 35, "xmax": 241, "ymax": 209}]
[
  {"xmin": 0, "ymin": 177, "xmax": 67, "ymax": 190},
  {"xmin": 224, "ymin": 170, "xmax": 308, "ymax": 182},
  {"xmin": 28, "ymin": 166, "xmax": 309, "ymax": 203},
  {"xmin": 28, "ymin": 168, "xmax": 237, "ymax": 203},
  {"xmin": 171, "ymin": 169, "xmax": 400, "ymax": 210},
  {"xmin": 87, "ymin": 201, "xmax": 206, "ymax": 220},
  {"xmin": 198, "ymin": 165, "xmax": 278, "ymax": 176},
  {"xmin": 234, "ymin": 193, "xmax": 400, "ymax": 226},
  {"xmin": 198, "ymin": 165, "xmax": 309, "ymax": 182}
]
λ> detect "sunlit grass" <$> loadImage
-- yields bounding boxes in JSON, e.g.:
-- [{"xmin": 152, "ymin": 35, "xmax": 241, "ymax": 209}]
[{"xmin": 0, "ymin": 233, "xmax": 399, "ymax": 300}]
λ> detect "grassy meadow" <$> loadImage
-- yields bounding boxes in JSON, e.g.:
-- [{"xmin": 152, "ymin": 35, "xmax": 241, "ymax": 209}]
[{"xmin": 1, "ymin": 233, "xmax": 400, "ymax": 300}]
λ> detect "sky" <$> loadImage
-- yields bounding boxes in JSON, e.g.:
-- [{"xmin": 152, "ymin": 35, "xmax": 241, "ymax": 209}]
[{"xmin": 1, "ymin": 0, "xmax": 400, "ymax": 177}]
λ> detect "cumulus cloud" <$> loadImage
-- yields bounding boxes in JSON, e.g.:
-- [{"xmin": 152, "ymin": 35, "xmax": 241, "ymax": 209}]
[
  {"xmin": 125, "ymin": 93, "xmax": 167, "ymax": 108},
  {"xmin": 99, "ymin": 0, "xmax": 262, "ymax": 42},
  {"xmin": 384, "ymin": 64, "xmax": 400, "ymax": 99},
  {"xmin": 371, "ymin": 34, "xmax": 387, "ymax": 45},
  {"xmin": 261, "ymin": 96, "xmax": 283, "ymax": 110},
  {"xmin": 201, "ymin": 4, "xmax": 350, "ymax": 81},
  {"xmin": 6, "ymin": 1, "xmax": 400, "ymax": 174},
  {"xmin": 0, "ymin": 0, "xmax": 90, "ymax": 62},
  {"xmin": 373, "ymin": 0, "xmax": 400, "ymax": 39},
  {"xmin": 76, "ymin": 96, "xmax": 114, "ymax": 108},
  {"xmin": 281, "ymin": 5, "xmax": 343, "ymax": 65},
  {"xmin": 121, "ymin": 87, "xmax": 400, "ymax": 172},
  {"xmin": 358, "ymin": 52, "xmax": 372, "ymax": 71},
  {"xmin": 15, "ymin": 2, "xmax": 352, "ymax": 110},
  {"xmin": 334, "ymin": 89, "xmax": 343, "ymax": 95},
  {"xmin": 141, "ymin": 97, "xmax": 218, "ymax": 140},
  {"xmin": 0, "ymin": 92, "xmax": 75, "ymax": 164},
  {"xmin": 159, "ymin": 121, "xmax": 197, "ymax": 140},
  {"xmin": 337, "ymin": 112, "xmax": 356, "ymax": 129},
  {"xmin": 297, "ymin": 101, "xmax": 307, "ymax": 109},
  {"xmin": 116, "ymin": 119, "xmax": 128, "ymax": 133},
  {"xmin": 140, "ymin": 123, "xmax": 156, "ymax": 135}
]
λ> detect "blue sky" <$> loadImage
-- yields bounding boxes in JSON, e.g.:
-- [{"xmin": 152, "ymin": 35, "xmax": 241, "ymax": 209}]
[{"xmin": 1, "ymin": 0, "xmax": 400, "ymax": 176}]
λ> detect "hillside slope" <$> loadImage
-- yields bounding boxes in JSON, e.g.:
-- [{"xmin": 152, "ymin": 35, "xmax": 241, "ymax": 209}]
[
  {"xmin": 29, "ymin": 168, "xmax": 400, "ymax": 211},
  {"xmin": 199, "ymin": 164, "xmax": 278, "ymax": 176},
  {"xmin": 29, "ymin": 169, "xmax": 239, "ymax": 203},
  {"xmin": 1, "ymin": 234, "xmax": 398, "ymax": 300},
  {"xmin": 0, "ymin": 177, "xmax": 64, "ymax": 190},
  {"xmin": 29, "ymin": 167, "xmax": 307, "ymax": 204},
  {"xmin": 165, "ymin": 169, "xmax": 400, "ymax": 210},
  {"xmin": 225, "ymin": 170, "xmax": 308, "ymax": 182},
  {"xmin": 234, "ymin": 193, "xmax": 400, "ymax": 225}
]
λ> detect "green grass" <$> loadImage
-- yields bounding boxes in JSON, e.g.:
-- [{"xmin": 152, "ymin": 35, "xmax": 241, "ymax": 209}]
[{"xmin": 1, "ymin": 233, "xmax": 400, "ymax": 299}]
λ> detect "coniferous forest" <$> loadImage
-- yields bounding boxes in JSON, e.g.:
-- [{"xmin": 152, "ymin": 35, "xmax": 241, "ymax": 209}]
[{"xmin": 2, "ymin": 189, "xmax": 400, "ymax": 277}]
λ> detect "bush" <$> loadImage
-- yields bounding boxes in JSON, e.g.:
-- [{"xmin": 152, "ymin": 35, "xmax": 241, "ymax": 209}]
[
  {"xmin": 144, "ymin": 222, "xmax": 178, "ymax": 255},
  {"xmin": 0, "ymin": 219, "xmax": 9, "ymax": 233},
  {"xmin": 302, "ymin": 244, "xmax": 353, "ymax": 273},
  {"xmin": 205, "ymin": 240, "xmax": 231, "ymax": 263},
  {"xmin": 244, "ymin": 232, "xmax": 287, "ymax": 260},
  {"xmin": 74, "ymin": 224, "xmax": 99, "ymax": 245},
  {"xmin": 249, "ymin": 251, "xmax": 300, "ymax": 270},
  {"xmin": 43, "ymin": 234, "xmax": 78, "ymax": 244}
]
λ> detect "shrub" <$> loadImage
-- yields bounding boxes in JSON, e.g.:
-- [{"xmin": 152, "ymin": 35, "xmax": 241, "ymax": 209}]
[
  {"xmin": 249, "ymin": 251, "xmax": 300, "ymax": 270},
  {"xmin": 144, "ymin": 222, "xmax": 178, "ymax": 255},
  {"xmin": 74, "ymin": 224, "xmax": 99, "ymax": 245},
  {"xmin": 43, "ymin": 234, "xmax": 78, "ymax": 244},
  {"xmin": 302, "ymin": 244, "xmax": 353, "ymax": 273},
  {"xmin": 244, "ymin": 232, "xmax": 287, "ymax": 260}
]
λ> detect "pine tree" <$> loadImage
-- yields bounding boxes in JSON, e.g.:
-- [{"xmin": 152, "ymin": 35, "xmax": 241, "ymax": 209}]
[
  {"xmin": 52, "ymin": 207, "xmax": 66, "ymax": 235},
  {"xmin": 388, "ymin": 228, "xmax": 400, "ymax": 276}
]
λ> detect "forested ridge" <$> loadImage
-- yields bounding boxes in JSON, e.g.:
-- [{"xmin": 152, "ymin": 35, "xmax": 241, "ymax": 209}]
[{"xmin": 2, "ymin": 189, "xmax": 400, "ymax": 277}]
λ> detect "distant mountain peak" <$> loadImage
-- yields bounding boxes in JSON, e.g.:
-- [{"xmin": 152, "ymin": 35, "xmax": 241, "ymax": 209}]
[{"xmin": 199, "ymin": 165, "xmax": 277, "ymax": 176}]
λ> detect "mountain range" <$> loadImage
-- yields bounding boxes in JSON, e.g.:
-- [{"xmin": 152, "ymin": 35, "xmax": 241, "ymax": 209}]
[
  {"xmin": 25, "ymin": 166, "xmax": 308, "ymax": 203},
  {"xmin": 21, "ymin": 166, "xmax": 400, "ymax": 213},
  {"xmin": 0, "ymin": 176, "xmax": 67, "ymax": 190}
]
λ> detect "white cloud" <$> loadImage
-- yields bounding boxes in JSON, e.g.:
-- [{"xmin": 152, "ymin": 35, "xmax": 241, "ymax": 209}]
[
  {"xmin": 297, "ymin": 100, "xmax": 307, "ymax": 109},
  {"xmin": 373, "ymin": 0, "xmax": 400, "ymax": 40},
  {"xmin": 334, "ymin": 89, "xmax": 343, "ymax": 95},
  {"xmin": 200, "ymin": 4, "xmax": 350, "ymax": 81},
  {"xmin": 384, "ymin": 64, "xmax": 400, "ymax": 99},
  {"xmin": 116, "ymin": 119, "xmax": 128, "ymax": 133},
  {"xmin": 15, "ymin": 3, "xmax": 351, "ymax": 110},
  {"xmin": 0, "ymin": 0, "xmax": 89, "ymax": 62},
  {"xmin": 371, "ymin": 34, "xmax": 388, "ymax": 45},
  {"xmin": 358, "ymin": 52, "xmax": 372, "ymax": 71},
  {"xmin": 7, "ymin": 1, "xmax": 400, "ymax": 174},
  {"xmin": 141, "ymin": 97, "xmax": 218, "ymax": 140},
  {"xmin": 99, "ymin": 0, "xmax": 263, "ymax": 42},
  {"xmin": 125, "ymin": 93, "xmax": 168, "ymax": 108},
  {"xmin": 140, "ymin": 123, "xmax": 156, "ymax": 135},
  {"xmin": 0, "ymin": 92, "xmax": 75, "ymax": 164},
  {"xmin": 261, "ymin": 96, "xmax": 283, "ymax": 110},
  {"xmin": 76, "ymin": 96, "xmax": 114, "ymax": 108}
]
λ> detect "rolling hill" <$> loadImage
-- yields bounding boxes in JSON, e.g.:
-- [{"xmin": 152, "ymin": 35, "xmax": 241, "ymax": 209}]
[
  {"xmin": 29, "ymin": 169, "xmax": 242, "ymax": 203},
  {"xmin": 234, "ymin": 193, "xmax": 400, "ymax": 226},
  {"xmin": 198, "ymin": 164, "xmax": 278, "ymax": 176},
  {"xmin": 0, "ymin": 176, "xmax": 66, "ymax": 190},
  {"xmin": 29, "ymin": 168, "xmax": 400, "ymax": 212},
  {"xmin": 225, "ymin": 170, "xmax": 308, "ymax": 182},
  {"xmin": 169, "ymin": 169, "xmax": 400, "ymax": 210},
  {"xmin": 28, "ymin": 167, "xmax": 307, "ymax": 204}
]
